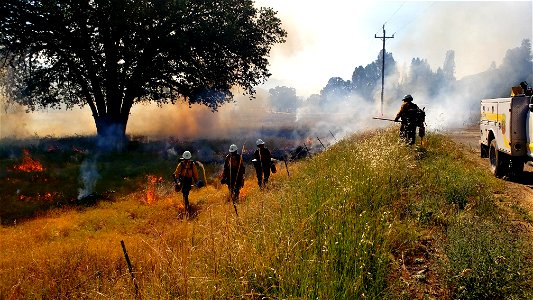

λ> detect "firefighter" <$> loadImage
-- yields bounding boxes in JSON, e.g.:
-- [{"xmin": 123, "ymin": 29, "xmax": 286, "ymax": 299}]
[
  {"xmin": 394, "ymin": 94, "xmax": 423, "ymax": 145},
  {"xmin": 221, "ymin": 144, "xmax": 245, "ymax": 202},
  {"xmin": 252, "ymin": 139, "xmax": 272, "ymax": 188},
  {"xmin": 173, "ymin": 150, "xmax": 199, "ymax": 212},
  {"xmin": 520, "ymin": 81, "xmax": 533, "ymax": 96}
]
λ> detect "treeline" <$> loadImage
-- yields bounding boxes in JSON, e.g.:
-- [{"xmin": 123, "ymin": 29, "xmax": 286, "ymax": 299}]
[{"xmin": 268, "ymin": 39, "xmax": 533, "ymax": 113}]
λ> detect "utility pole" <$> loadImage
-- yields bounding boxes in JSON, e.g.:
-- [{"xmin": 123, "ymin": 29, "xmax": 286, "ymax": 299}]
[{"xmin": 375, "ymin": 24, "xmax": 394, "ymax": 116}]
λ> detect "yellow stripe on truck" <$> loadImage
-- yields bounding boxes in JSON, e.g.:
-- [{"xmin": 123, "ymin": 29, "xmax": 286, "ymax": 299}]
[
  {"xmin": 481, "ymin": 112, "xmax": 500, "ymax": 122},
  {"xmin": 482, "ymin": 112, "xmax": 512, "ymax": 150}
]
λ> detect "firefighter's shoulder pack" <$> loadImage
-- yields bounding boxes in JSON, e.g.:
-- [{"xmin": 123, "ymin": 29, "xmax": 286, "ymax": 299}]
[
  {"xmin": 226, "ymin": 153, "xmax": 240, "ymax": 168},
  {"xmin": 178, "ymin": 160, "xmax": 194, "ymax": 178},
  {"xmin": 405, "ymin": 103, "xmax": 425, "ymax": 126},
  {"xmin": 415, "ymin": 106, "xmax": 425, "ymax": 126}
]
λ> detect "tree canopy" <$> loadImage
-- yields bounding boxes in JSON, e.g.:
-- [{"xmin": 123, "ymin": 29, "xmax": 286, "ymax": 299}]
[
  {"xmin": 0, "ymin": 0, "xmax": 286, "ymax": 140},
  {"xmin": 268, "ymin": 86, "xmax": 301, "ymax": 113},
  {"xmin": 351, "ymin": 50, "xmax": 397, "ymax": 101}
]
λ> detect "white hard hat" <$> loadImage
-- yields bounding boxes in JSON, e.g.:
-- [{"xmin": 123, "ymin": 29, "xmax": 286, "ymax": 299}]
[
  {"xmin": 229, "ymin": 144, "xmax": 238, "ymax": 152},
  {"xmin": 182, "ymin": 150, "xmax": 192, "ymax": 160},
  {"xmin": 256, "ymin": 139, "xmax": 265, "ymax": 146}
]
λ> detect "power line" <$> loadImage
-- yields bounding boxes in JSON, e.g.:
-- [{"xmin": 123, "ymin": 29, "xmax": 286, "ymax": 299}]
[
  {"xmin": 385, "ymin": 2, "xmax": 405, "ymax": 25},
  {"xmin": 372, "ymin": 3, "xmax": 406, "ymax": 116},
  {"xmin": 392, "ymin": 2, "xmax": 435, "ymax": 36},
  {"xmin": 375, "ymin": 24, "xmax": 394, "ymax": 116},
  {"xmin": 374, "ymin": 2, "xmax": 405, "ymax": 36},
  {"xmin": 372, "ymin": 2, "xmax": 434, "ymax": 116}
]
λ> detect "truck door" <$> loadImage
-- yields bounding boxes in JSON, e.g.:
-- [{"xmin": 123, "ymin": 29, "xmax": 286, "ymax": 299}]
[{"xmin": 510, "ymin": 96, "xmax": 529, "ymax": 156}]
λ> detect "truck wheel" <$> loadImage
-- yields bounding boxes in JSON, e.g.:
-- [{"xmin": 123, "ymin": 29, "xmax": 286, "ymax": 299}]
[
  {"xmin": 489, "ymin": 139, "xmax": 509, "ymax": 178},
  {"xmin": 480, "ymin": 143, "xmax": 489, "ymax": 158}
]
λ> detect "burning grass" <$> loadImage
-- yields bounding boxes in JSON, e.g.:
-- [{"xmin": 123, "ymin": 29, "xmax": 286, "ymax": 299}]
[
  {"xmin": 145, "ymin": 174, "xmax": 163, "ymax": 204},
  {"xmin": 0, "ymin": 128, "xmax": 531, "ymax": 299},
  {"xmin": 11, "ymin": 149, "xmax": 45, "ymax": 172}
]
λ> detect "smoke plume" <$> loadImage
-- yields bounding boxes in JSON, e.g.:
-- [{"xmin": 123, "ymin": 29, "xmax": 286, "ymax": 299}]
[
  {"xmin": 78, "ymin": 155, "xmax": 100, "ymax": 200},
  {"xmin": 0, "ymin": 96, "xmax": 31, "ymax": 138},
  {"xmin": 1, "ymin": 1, "xmax": 530, "ymax": 143},
  {"xmin": 126, "ymin": 89, "xmax": 292, "ymax": 140}
]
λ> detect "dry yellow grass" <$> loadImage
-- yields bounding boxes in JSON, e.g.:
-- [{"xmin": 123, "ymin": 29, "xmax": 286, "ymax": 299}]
[
  {"xmin": 1, "ymin": 128, "xmax": 531, "ymax": 299},
  {"xmin": 0, "ymin": 158, "xmax": 294, "ymax": 299},
  {"xmin": 0, "ymin": 128, "xmax": 408, "ymax": 298}
]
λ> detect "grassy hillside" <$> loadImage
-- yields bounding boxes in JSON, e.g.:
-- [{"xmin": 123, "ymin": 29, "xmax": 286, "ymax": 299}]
[{"xmin": 0, "ymin": 128, "xmax": 531, "ymax": 299}]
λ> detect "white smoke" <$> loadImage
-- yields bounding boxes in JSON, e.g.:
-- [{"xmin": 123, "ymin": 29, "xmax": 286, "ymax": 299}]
[
  {"xmin": 296, "ymin": 93, "xmax": 380, "ymax": 143},
  {"xmin": 167, "ymin": 147, "xmax": 178, "ymax": 157},
  {"xmin": 77, "ymin": 155, "xmax": 100, "ymax": 199},
  {"xmin": 404, "ymin": 86, "xmax": 480, "ymax": 132},
  {"xmin": 1, "ymin": 2, "xmax": 530, "ymax": 142},
  {"xmin": 0, "ymin": 96, "xmax": 31, "ymax": 138}
]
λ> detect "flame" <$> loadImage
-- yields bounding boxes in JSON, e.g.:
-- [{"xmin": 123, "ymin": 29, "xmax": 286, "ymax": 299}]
[
  {"xmin": 47, "ymin": 145, "xmax": 59, "ymax": 152},
  {"xmin": 43, "ymin": 192, "xmax": 55, "ymax": 202},
  {"xmin": 72, "ymin": 146, "xmax": 88, "ymax": 154},
  {"xmin": 145, "ymin": 175, "xmax": 163, "ymax": 204},
  {"xmin": 13, "ymin": 149, "xmax": 44, "ymax": 172},
  {"xmin": 238, "ymin": 180, "xmax": 253, "ymax": 198},
  {"xmin": 18, "ymin": 191, "xmax": 59, "ymax": 202},
  {"xmin": 239, "ymin": 186, "xmax": 248, "ymax": 198}
]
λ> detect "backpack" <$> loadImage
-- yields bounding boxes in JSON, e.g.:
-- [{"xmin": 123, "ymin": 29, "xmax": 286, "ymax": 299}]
[
  {"xmin": 415, "ymin": 106, "xmax": 425, "ymax": 126},
  {"xmin": 405, "ymin": 103, "xmax": 425, "ymax": 126},
  {"xmin": 179, "ymin": 160, "xmax": 193, "ymax": 179},
  {"xmin": 227, "ymin": 153, "xmax": 240, "ymax": 170}
]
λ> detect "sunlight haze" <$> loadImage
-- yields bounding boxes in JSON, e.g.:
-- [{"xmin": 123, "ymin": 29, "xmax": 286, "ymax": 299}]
[
  {"xmin": 256, "ymin": 1, "xmax": 532, "ymax": 97},
  {"xmin": 1, "ymin": 1, "xmax": 531, "ymax": 137}
]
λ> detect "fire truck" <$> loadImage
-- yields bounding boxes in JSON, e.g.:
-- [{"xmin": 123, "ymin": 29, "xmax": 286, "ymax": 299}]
[{"xmin": 480, "ymin": 94, "xmax": 533, "ymax": 177}]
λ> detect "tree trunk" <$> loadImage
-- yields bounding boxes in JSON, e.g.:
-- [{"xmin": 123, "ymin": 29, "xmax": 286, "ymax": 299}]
[{"xmin": 94, "ymin": 114, "xmax": 128, "ymax": 151}]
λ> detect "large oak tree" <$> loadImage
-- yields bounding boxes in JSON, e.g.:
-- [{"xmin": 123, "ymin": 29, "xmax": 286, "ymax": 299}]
[{"xmin": 0, "ymin": 0, "xmax": 286, "ymax": 142}]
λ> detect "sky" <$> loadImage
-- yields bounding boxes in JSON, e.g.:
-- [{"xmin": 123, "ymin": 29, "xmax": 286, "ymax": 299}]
[
  {"xmin": 1, "ymin": 1, "xmax": 532, "ymax": 138},
  {"xmin": 254, "ymin": 0, "xmax": 533, "ymax": 97}
]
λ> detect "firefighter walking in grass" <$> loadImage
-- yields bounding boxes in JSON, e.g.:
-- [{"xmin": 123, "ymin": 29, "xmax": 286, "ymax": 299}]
[
  {"xmin": 221, "ymin": 144, "xmax": 245, "ymax": 202},
  {"xmin": 394, "ymin": 94, "xmax": 425, "ymax": 145},
  {"xmin": 174, "ymin": 150, "xmax": 199, "ymax": 212},
  {"xmin": 252, "ymin": 139, "xmax": 272, "ymax": 188}
]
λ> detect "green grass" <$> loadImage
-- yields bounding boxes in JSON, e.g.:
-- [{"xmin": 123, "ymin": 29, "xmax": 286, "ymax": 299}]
[
  {"xmin": 412, "ymin": 137, "xmax": 531, "ymax": 299},
  {"xmin": 253, "ymin": 131, "xmax": 414, "ymax": 298},
  {"xmin": 444, "ymin": 217, "xmax": 531, "ymax": 300},
  {"xmin": 0, "ymin": 128, "xmax": 531, "ymax": 299}
]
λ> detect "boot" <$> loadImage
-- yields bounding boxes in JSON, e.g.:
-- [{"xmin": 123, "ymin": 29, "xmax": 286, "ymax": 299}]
[{"xmin": 184, "ymin": 195, "xmax": 190, "ymax": 212}]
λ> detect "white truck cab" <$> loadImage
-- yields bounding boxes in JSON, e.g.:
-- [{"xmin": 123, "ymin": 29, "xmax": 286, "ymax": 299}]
[{"xmin": 480, "ymin": 95, "xmax": 533, "ymax": 177}]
